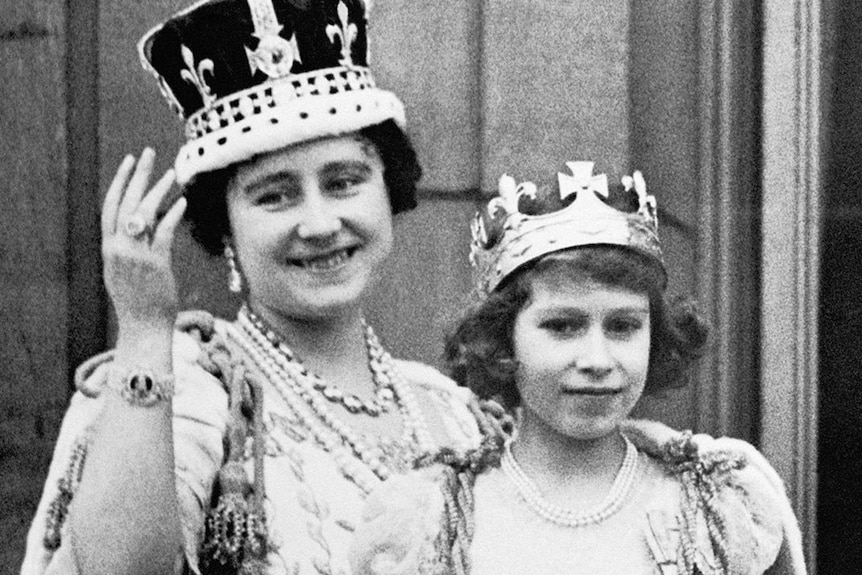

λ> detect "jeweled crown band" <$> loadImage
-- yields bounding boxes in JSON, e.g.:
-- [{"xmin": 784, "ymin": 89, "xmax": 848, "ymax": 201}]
[
  {"xmin": 175, "ymin": 86, "xmax": 403, "ymax": 185},
  {"xmin": 470, "ymin": 161, "xmax": 664, "ymax": 297},
  {"xmin": 185, "ymin": 66, "xmax": 376, "ymax": 139}
]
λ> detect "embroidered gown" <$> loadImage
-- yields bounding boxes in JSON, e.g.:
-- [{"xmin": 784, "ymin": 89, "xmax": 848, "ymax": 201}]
[
  {"xmin": 348, "ymin": 420, "xmax": 807, "ymax": 575},
  {"xmin": 20, "ymin": 313, "xmax": 481, "ymax": 575}
]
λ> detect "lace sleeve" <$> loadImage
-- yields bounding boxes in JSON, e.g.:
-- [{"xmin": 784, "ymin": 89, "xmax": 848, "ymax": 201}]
[
  {"xmin": 171, "ymin": 327, "xmax": 231, "ymax": 574},
  {"xmin": 19, "ymin": 385, "xmax": 104, "ymax": 575}
]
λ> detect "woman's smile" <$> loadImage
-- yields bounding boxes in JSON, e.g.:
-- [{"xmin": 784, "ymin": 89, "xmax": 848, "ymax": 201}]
[{"xmin": 286, "ymin": 245, "xmax": 360, "ymax": 271}]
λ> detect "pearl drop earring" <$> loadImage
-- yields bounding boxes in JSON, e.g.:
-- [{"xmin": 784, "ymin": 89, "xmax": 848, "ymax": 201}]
[{"xmin": 224, "ymin": 243, "xmax": 243, "ymax": 294}]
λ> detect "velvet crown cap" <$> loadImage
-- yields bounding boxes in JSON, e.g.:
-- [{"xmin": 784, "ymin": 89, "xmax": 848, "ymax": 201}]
[{"xmin": 138, "ymin": 0, "xmax": 404, "ymax": 185}]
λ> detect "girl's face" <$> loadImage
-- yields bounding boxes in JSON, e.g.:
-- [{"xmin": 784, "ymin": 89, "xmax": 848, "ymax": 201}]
[
  {"xmin": 512, "ymin": 273, "xmax": 651, "ymax": 441},
  {"xmin": 226, "ymin": 135, "xmax": 393, "ymax": 320}
]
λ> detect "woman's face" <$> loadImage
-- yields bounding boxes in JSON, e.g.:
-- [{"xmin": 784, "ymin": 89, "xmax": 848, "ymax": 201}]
[
  {"xmin": 226, "ymin": 135, "xmax": 393, "ymax": 320},
  {"xmin": 512, "ymin": 273, "xmax": 651, "ymax": 441}
]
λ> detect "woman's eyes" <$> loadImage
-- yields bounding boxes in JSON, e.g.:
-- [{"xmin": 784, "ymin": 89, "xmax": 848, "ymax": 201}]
[
  {"xmin": 250, "ymin": 178, "xmax": 362, "ymax": 206},
  {"xmin": 253, "ymin": 188, "xmax": 299, "ymax": 208},
  {"xmin": 251, "ymin": 175, "xmax": 366, "ymax": 207},
  {"xmin": 323, "ymin": 173, "xmax": 365, "ymax": 195}
]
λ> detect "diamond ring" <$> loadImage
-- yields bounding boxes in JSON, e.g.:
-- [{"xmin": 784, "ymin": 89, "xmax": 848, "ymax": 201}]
[{"xmin": 123, "ymin": 213, "xmax": 151, "ymax": 239}]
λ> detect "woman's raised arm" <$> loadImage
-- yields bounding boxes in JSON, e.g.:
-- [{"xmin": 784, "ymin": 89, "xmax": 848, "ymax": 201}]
[{"xmin": 69, "ymin": 148, "xmax": 188, "ymax": 575}]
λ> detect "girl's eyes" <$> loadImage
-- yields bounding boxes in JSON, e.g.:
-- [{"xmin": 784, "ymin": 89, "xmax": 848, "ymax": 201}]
[
  {"xmin": 540, "ymin": 317, "xmax": 587, "ymax": 336},
  {"xmin": 604, "ymin": 316, "xmax": 645, "ymax": 338},
  {"xmin": 538, "ymin": 315, "xmax": 645, "ymax": 339}
]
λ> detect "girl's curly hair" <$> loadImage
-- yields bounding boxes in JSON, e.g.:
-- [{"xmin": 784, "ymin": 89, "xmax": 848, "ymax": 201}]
[{"xmin": 445, "ymin": 246, "xmax": 709, "ymax": 409}]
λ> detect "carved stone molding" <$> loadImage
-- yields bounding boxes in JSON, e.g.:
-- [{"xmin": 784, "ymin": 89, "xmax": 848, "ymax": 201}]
[
  {"xmin": 762, "ymin": 0, "xmax": 824, "ymax": 569},
  {"xmin": 694, "ymin": 0, "xmax": 761, "ymax": 441}
]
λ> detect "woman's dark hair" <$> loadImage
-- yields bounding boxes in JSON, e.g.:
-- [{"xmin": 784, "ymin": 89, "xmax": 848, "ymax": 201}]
[
  {"xmin": 445, "ymin": 246, "xmax": 709, "ymax": 409},
  {"xmin": 183, "ymin": 119, "xmax": 422, "ymax": 255}
]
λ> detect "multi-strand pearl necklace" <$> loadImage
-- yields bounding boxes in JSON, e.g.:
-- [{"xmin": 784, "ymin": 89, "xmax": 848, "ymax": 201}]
[
  {"xmin": 244, "ymin": 308, "xmax": 396, "ymax": 417},
  {"xmin": 230, "ymin": 307, "xmax": 435, "ymax": 494},
  {"xmin": 501, "ymin": 435, "xmax": 640, "ymax": 527}
]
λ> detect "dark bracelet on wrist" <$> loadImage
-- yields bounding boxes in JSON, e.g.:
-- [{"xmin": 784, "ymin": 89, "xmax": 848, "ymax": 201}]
[{"xmin": 109, "ymin": 365, "xmax": 175, "ymax": 407}]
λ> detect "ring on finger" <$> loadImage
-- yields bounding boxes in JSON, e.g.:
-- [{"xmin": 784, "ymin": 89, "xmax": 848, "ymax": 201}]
[{"xmin": 123, "ymin": 213, "xmax": 152, "ymax": 239}]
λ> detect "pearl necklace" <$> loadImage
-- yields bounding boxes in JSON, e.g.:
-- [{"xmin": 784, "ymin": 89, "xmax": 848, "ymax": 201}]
[
  {"xmin": 243, "ymin": 307, "xmax": 396, "ymax": 417},
  {"xmin": 230, "ymin": 310, "xmax": 436, "ymax": 494},
  {"xmin": 501, "ymin": 435, "xmax": 640, "ymax": 527}
]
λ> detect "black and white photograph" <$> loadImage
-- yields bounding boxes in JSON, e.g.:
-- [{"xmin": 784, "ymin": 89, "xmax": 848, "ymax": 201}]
[{"xmin": 1, "ymin": 1, "xmax": 853, "ymax": 573}]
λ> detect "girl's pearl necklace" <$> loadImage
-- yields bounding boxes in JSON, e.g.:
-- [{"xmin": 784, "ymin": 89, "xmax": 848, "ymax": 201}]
[
  {"xmin": 501, "ymin": 435, "xmax": 640, "ymax": 527},
  {"xmin": 229, "ymin": 309, "xmax": 435, "ymax": 494}
]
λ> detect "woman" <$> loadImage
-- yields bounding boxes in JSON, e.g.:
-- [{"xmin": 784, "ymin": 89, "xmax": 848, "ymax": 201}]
[
  {"xmin": 20, "ymin": 1, "xmax": 480, "ymax": 574},
  {"xmin": 349, "ymin": 162, "xmax": 807, "ymax": 574}
]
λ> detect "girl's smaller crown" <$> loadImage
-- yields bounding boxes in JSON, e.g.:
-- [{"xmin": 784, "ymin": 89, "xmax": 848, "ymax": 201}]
[{"xmin": 469, "ymin": 161, "xmax": 664, "ymax": 297}]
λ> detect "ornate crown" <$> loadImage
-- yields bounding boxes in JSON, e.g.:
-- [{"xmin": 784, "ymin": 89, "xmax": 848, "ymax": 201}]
[
  {"xmin": 470, "ymin": 161, "xmax": 664, "ymax": 297},
  {"xmin": 138, "ymin": 0, "xmax": 403, "ymax": 185}
]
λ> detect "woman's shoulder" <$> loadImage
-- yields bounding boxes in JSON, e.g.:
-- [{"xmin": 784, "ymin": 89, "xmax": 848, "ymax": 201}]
[
  {"xmin": 393, "ymin": 359, "xmax": 481, "ymax": 450},
  {"xmin": 394, "ymin": 359, "xmax": 470, "ymax": 398},
  {"xmin": 623, "ymin": 419, "xmax": 807, "ymax": 575}
]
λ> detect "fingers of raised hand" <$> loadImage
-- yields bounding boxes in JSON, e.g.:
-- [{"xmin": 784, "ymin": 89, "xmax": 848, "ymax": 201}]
[
  {"xmin": 102, "ymin": 149, "xmax": 184, "ymax": 248},
  {"xmin": 151, "ymin": 196, "xmax": 187, "ymax": 250},
  {"xmin": 135, "ymin": 167, "xmax": 178, "ymax": 240},
  {"xmin": 102, "ymin": 154, "xmax": 136, "ymax": 236},
  {"xmin": 117, "ymin": 147, "xmax": 156, "ymax": 223}
]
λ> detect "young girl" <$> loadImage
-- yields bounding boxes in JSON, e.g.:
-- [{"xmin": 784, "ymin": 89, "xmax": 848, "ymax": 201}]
[
  {"xmin": 349, "ymin": 162, "xmax": 807, "ymax": 575},
  {"xmin": 20, "ymin": 2, "xmax": 481, "ymax": 574}
]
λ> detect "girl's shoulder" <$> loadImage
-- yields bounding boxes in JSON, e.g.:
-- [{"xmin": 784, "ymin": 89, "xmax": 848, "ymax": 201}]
[{"xmin": 622, "ymin": 419, "xmax": 807, "ymax": 575}]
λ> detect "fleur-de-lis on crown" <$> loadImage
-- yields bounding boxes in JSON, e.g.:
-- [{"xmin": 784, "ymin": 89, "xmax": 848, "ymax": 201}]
[
  {"xmin": 180, "ymin": 44, "xmax": 216, "ymax": 109},
  {"xmin": 557, "ymin": 161, "xmax": 609, "ymax": 201},
  {"xmin": 326, "ymin": 0, "xmax": 358, "ymax": 66},
  {"xmin": 488, "ymin": 174, "xmax": 537, "ymax": 219},
  {"xmin": 622, "ymin": 171, "xmax": 658, "ymax": 226}
]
